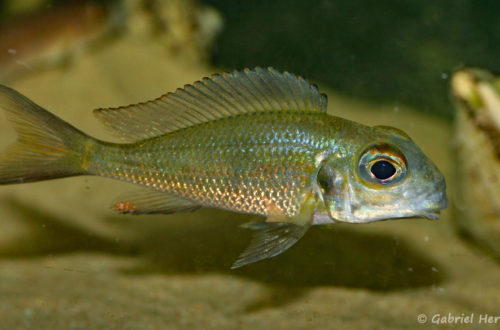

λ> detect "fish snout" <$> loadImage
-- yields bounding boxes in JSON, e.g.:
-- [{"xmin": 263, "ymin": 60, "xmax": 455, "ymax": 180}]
[{"xmin": 418, "ymin": 190, "xmax": 448, "ymax": 220}]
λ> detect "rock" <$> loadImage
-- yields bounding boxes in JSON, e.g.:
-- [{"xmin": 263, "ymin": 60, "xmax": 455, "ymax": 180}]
[{"xmin": 451, "ymin": 69, "xmax": 500, "ymax": 260}]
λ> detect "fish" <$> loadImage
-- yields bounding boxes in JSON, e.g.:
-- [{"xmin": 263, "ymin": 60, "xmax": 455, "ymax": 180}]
[{"xmin": 0, "ymin": 67, "xmax": 448, "ymax": 268}]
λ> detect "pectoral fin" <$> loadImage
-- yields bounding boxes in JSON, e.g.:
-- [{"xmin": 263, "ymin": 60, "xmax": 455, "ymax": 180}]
[{"xmin": 231, "ymin": 222, "xmax": 310, "ymax": 269}]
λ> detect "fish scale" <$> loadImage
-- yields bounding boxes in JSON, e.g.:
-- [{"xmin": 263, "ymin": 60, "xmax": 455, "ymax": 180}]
[{"xmin": 87, "ymin": 111, "xmax": 340, "ymax": 217}]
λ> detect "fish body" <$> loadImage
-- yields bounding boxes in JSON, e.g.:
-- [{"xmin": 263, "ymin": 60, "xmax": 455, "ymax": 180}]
[
  {"xmin": 88, "ymin": 112, "xmax": 357, "ymax": 217},
  {"xmin": 0, "ymin": 68, "xmax": 448, "ymax": 268}
]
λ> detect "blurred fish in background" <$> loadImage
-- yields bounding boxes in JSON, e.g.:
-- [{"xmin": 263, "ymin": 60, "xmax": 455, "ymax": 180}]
[
  {"xmin": 0, "ymin": 0, "xmax": 110, "ymax": 82},
  {"xmin": 0, "ymin": 0, "xmax": 222, "ymax": 82}
]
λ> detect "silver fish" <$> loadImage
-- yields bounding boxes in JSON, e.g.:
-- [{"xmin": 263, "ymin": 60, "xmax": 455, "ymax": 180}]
[{"xmin": 0, "ymin": 67, "xmax": 448, "ymax": 268}]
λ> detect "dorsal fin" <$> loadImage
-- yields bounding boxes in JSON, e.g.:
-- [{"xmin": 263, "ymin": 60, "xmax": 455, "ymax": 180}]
[{"xmin": 93, "ymin": 67, "xmax": 328, "ymax": 142}]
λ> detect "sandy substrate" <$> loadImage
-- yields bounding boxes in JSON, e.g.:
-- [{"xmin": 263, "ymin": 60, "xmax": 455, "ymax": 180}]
[{"xmin": 0, "ymin": 31, "xmax": 499, "ymax": 329}]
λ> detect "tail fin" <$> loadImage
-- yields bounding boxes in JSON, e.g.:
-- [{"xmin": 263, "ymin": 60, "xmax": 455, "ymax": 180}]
[{"xmin": 0, "ymin": 85, "xmax": 90, "ymax": 184}]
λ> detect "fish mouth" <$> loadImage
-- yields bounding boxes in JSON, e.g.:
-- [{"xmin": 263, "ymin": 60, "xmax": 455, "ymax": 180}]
[
  {"xmin": 387, "ymin": 210, "xmax": 441, "ymax": 221},
  {"xmin": 332, "ymin": 190, "xmax": 448, "ymax": 223},
  {"xmin": 341, "ymin": 210, "xmax": 441, "ymax": 223},
  {"xmin": 416, "ymin": 190, "xmax": 448, "ymax": 220},
  {"xmin": 421, "ymin": 211, "xmax": 440, "ymax": 220},
  {"xmin": 376, "ymin": 208, "xmax": 443, "ymax": 222}
]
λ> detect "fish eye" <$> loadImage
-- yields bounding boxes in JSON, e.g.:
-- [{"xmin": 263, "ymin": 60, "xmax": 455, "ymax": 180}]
[
  {"xmin": 358, "ymin": 143, "xmax": 407, "ymax": 186},
  {"xmin": 370, "ymin": 160, "xmax": 396, "ymax": 180}
]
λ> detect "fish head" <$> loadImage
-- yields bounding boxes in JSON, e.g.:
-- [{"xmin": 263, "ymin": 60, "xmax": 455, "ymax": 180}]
[{"xmin": 316, "ymin": 125, "xmax": 448, "ymax": 223}]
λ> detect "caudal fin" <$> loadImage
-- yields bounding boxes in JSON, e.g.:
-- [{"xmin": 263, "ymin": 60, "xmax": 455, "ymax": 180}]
[{"xmin": 0, "ymin": 85, "xmax": 90, "ymax": 184}]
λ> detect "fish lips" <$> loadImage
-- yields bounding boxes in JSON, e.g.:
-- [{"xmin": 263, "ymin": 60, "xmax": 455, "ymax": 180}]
[
  {"xmin": 419, "ymin": 191, "xmax": 449, "ymax": 220},
  {"xmin": 421, "ymin": 211, "xmax": 441, "ymax": 220}
]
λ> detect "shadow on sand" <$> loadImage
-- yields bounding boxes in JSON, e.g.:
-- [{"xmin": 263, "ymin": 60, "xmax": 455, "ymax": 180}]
[{"xmin": 0, "ymin": 199, "xmax": 445, "ymax": 311}]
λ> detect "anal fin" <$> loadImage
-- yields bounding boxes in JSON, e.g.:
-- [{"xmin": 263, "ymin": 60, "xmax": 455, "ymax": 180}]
[
  {"xmin": 114, "ymin": 189, "xmax": 200, "ymax": 215},
  {"xmin": 231, "ymin": 221, "xmax": 310, "ymax": 269}
]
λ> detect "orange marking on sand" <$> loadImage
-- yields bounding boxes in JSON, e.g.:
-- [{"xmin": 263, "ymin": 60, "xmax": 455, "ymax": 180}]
[{"xmin": 115, "ymin": 201, "xmax": 137, "ymax": 213}]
